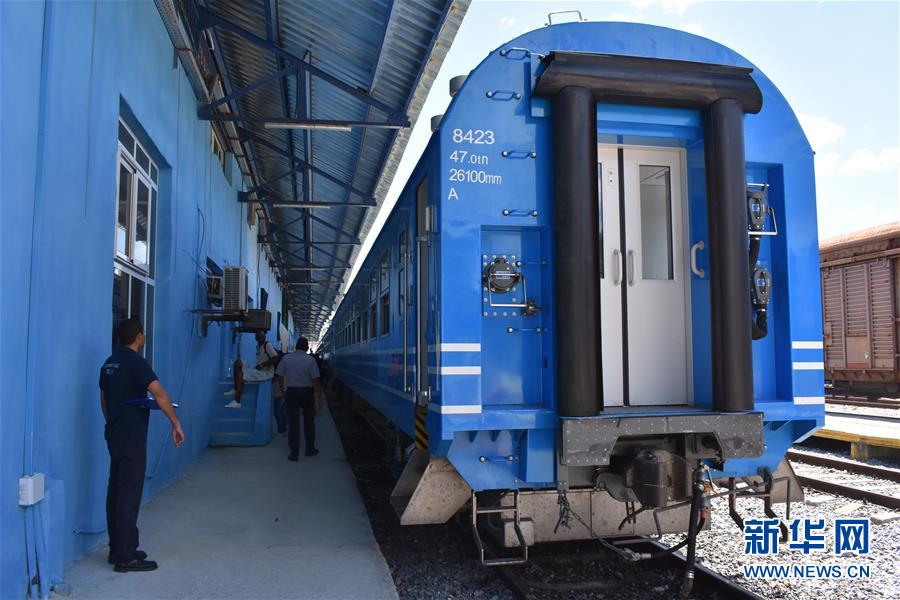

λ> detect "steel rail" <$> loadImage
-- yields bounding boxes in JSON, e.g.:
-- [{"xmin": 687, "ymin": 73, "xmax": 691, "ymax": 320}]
[
  {"xmin": 826, "ymin": 396, "xmax": 900, "ymax": 410},
  {"xmin": 788, "ymin": 449, "xmax": 900, "ymax": 483},
  {"xmin": 795, "ymin": 474, "xmax": 900, "ymax": 509},
  {"xmin": 825, "ymin": 410, "xmax": 900, "ymax": 424}
]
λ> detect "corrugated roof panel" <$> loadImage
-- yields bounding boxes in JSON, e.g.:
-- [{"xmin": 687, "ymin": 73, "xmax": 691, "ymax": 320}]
[{"xmin": 196, "ymin": 0, "xmax": 470, "ymax": 336}]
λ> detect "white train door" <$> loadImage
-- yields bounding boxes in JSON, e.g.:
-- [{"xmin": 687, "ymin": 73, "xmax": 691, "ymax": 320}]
[
  {"xmin": 598, "ymin": 146, "xmax": 690, "ymax": 407},
  {"xmin": 598, "ymin": 148, "xmax": 625, "ymax": 406}
]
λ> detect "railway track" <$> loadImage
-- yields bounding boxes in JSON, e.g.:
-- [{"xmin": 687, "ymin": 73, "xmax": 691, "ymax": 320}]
[
  {"xmin": 788, "ymin": 448, "xmax": 900, "ymax": 482},
  {"xmin": 825, "ymin": 395, "xmax": 900, "ymax": 410},
  {"xmin": 825, "ymin": 409, "xmax": 900, "ymax": 424},
  {"xmin": 795, "ymin": 474, "xmax": 900, "ymax": 510},
  {"xmin": 788, "ymin": 448, "xmax": 900, "ymax": 509},
  {"xmin": 494, "ymin": 539, "xmax": 761, "ymax": 600}
]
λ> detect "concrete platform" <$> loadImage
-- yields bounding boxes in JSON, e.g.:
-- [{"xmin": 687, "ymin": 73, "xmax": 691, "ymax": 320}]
[
  {"xmin": 64, "ymin": 408, "xmax": 397, "ymax": 600},
  {"xmin": 815, "ymin": 411, "xmax": 900, "ymax": 459}
]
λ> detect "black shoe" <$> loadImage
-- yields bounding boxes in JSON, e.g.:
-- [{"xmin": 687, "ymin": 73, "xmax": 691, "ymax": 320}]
[
  {"xmin": 108, "ymin": 550, "xmax": 147, "ymax": 565},
  {"xmin": 114, "ymin": 558, "xmax": 158, "ymax": 573},
  {"xmin": 305, "ymin": 449, "xmax": 319, "ymax": 457},
  {"xmin": 287, "ymin": 454, "xmax": 299, "ymax": 462}
]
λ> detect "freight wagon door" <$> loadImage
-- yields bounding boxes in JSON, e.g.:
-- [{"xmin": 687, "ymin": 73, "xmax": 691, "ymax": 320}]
[{"xmin": 598, "ymin": 146, "xmax": 690, "ymax": 406}]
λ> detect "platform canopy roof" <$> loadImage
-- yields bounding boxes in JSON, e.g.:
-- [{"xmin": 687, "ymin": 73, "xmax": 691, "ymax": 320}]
[{"xmin": 166, "ymin": 0, "xmax": 468, "ymax": 339}]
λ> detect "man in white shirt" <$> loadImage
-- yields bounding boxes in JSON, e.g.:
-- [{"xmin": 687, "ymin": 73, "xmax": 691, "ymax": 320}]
[
  {"xmin": 224, "ymin": 331, "xmax": 279, "ymax": 408},
  {"xmin": 275, "ymin": 338, "xmax": 323, "ymax": 460}
]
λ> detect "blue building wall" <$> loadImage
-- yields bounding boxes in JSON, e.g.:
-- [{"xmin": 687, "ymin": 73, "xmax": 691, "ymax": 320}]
[{"xmin": 1, "ymin": 2, "xmax": 287, "ymax": 596}]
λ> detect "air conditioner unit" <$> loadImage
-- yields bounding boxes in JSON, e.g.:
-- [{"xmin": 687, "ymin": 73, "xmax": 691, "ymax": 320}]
[
  {"xmin": 223, "ymin": 265, "xmax": 248, "ymax": 312},
  {"xmin": 206, "ymin": 275, "xmax": 223, "ymax": 305},
  {"xmin": 240, "ymin": 309, "xmax": 272, "ymax": 332}
]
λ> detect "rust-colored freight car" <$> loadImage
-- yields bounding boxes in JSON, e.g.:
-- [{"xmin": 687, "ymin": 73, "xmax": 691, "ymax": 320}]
[{"xmin": 821, "ymin": 222, "xmax": 900, "ymax": 395}]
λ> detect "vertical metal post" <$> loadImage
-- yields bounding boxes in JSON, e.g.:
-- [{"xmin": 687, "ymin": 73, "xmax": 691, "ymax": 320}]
[
  {"xmin": 551, "ymin": 86, "xmax": 602, "ymax": 417},
  {"xmin": 704, "ymin": 99, "xmax": 753, "ymax": 412}
]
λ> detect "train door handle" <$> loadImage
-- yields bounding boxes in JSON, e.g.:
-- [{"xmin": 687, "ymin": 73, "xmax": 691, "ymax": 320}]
[
  {"xmin": 626, "ymin": 250, "xmax": 635, "ymax": 286},
  {"xmin": 612, "ymin": 249, "xmax": 622, "ymax": 285},
  {"xmin": 690, "ymin": 240, "xmax": 706, "ymax": 278}
]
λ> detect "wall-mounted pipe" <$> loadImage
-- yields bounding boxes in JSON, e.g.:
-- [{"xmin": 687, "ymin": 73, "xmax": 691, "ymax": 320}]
[{"xmin": 23, "ymin": 1, "xmax": 55, "ymax": 596}]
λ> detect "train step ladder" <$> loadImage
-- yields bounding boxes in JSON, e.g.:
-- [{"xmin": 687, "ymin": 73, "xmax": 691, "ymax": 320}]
[{"xmin": 471, "ymin": 490, "xmax": 529, "ymax": 566}]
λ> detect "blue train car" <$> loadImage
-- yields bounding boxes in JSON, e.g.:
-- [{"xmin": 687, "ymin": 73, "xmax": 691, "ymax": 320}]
[{"xmin": 324, "ymin": 21, "xmax": 823, "ymax": 559}]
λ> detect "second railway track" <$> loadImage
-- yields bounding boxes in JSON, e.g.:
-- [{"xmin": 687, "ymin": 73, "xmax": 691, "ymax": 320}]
[
  {"xmin": 788, "ymin": 448, "xmax": 900, "ymax": 509},
  {"xmin": 825, "ymin": 395, "xmax": 900, "ymax": 410}
]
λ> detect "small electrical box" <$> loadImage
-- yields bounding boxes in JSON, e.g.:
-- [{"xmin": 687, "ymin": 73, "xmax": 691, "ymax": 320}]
[
  {"xmin": 18, "ymin": 473, "xmax": 44, "ymax": 506},
  {"xmin": 207, "ymin": 275, "xmax": 223, "ymax": 305}
]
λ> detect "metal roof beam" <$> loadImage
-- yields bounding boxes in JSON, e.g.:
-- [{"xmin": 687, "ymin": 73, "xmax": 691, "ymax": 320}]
[
  {"xmin": 197, "ymin": 64, "xmax": 294, "ymax": 118},
  {"xmin": 303, "ymin": 241, "xmax": 359, "ymax": 247},
  {"xmin": 287, "ymin": 255, "xmax": 351, "ymax": 268},
  {"xmin": 266, "ymin": 223, "xmax": 304, "ymax": 245},
  {"xmin": 208, "ymin": 116, "xmax": 407, "ymax": 129},
  {"xmin": 281, "ymin": 213, "xmax": 306, "ymax": 229},
  {"xmin": 238, "ymin": 192, "xmax": 374, "ymax": 208},
  {"xmin": 282, "ymin": 242, "xmax": 348, "ymax": 266},
  {"xmin": 291, "ymin": 297, "xmax": 331, "ymax": 305},
  {"xmin": 291, "ymin": 297, "xmax": 332, "ymax": 306},
  {"xmin": 288, "ymin": 266, "xmax": 347, "ymax": 271},
  {"xmin": 245, "ymin": 163, "xmax": 302, "ymax": 195},
  {"xmin": 236, "ymin": 127, "xmax": 374, "ymax": 202},
  {"xmin": 308, "ymin": 213, "xmax": 359, "ymax": 242},
  {"xmin": 290, "ymin": 289, "xmax": 332, "ymax": 299},
  {"xmin": 197, "ymin": 6, "xmax": 408, "ymax": 121},
  {"xmin": 267, "ymin": 240, "xmax": 307, "ymax": 263},
  {"xmin": 277, "ymin": 239, "xmax": 360, "ymax": 248}
]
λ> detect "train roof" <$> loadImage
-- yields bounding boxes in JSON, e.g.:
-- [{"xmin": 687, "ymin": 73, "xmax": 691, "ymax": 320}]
[{"xmin": 820, "ymin": 221, "xmax": 900, "ymax": 253}]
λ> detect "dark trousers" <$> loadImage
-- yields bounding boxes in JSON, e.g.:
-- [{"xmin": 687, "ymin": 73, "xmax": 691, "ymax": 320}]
[
  {"xmin": 273, "ymin": 393, "xmax": 287, "ymax": 434},
  {"xmin": 286, "ymin": 387, "xmax": 315, "ymax": 457},
  {"xmin": 106, "ymin": 441, "xmax": 147, "ymax": 563}
]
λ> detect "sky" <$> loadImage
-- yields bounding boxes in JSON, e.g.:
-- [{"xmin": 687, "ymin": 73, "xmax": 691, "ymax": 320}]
[{"xmin": 326, "ymin": 0, "xmax": 900, "ymax": 336}]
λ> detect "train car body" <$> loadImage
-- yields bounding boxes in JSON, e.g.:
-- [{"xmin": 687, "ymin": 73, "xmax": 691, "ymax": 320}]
[
  {"xmin": 821, "ymin": 222, "xmax": 900, "ymax": 396},
  {"xmin": 324, "ymin": 21, "xmax": 824, "ymax": 551}
]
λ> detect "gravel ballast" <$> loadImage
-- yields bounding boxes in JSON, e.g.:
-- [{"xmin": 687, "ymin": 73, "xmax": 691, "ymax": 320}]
[{"xmin": 661, "ymin": 448, "xmax": 900, "ymax": 600}]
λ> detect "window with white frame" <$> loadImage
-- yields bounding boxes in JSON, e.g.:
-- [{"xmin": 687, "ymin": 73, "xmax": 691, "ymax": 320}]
[{"xmin": 113, "ymin": 118, "xmax": 158, "ymax": 361}]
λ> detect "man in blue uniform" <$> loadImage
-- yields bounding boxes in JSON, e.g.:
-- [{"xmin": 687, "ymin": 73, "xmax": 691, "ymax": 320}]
[
  {"xmin": 99, "ymin": 318, "xmax": 185, "ymax": 572},
  {"xmin": 275, "ymin": 337, "xmax": 322, "ymax": 461}
]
